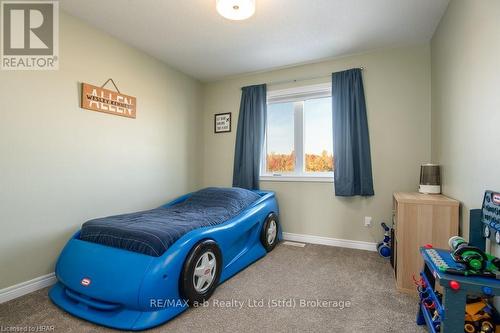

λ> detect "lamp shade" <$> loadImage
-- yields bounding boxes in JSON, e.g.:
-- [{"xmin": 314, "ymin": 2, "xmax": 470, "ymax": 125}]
[
  {"xmin": 216, "ymin": 0, "xmax": 255, "ymax": 20},
  {"xmin": 419, "ymin": 164, "xmax": 441, "ymax": 194}
]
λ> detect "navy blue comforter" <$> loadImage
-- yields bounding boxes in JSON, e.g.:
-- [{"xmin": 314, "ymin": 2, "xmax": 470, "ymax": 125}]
[{"xmin": 80, "ymin": 188, "xmax": 261, "ymax": 256}]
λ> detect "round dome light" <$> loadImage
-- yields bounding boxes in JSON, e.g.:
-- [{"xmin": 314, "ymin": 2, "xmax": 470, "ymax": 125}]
[{"xmin": 216, "ymin": 0, "xmax": 255, "ymax": 20}]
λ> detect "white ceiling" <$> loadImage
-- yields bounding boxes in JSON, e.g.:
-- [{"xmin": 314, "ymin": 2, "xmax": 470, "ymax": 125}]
[{"xmin": 61, "ymin": 0, "xmax": 449, "ymax": 82}]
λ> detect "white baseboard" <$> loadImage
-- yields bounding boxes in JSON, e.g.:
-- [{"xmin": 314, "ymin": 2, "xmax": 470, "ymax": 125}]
[
  {"xmin": 0, "ymin": 273, "xmax": 56, "ymax": 304},
  {"xmin": 282, "ymin": 232, "xmax": 377, "ymax": 252}
]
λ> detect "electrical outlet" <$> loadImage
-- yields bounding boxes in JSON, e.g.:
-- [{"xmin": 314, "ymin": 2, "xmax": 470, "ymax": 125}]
[{"xmin": 364, "ymin": 216, "xmax": 372, "ymax": 227}]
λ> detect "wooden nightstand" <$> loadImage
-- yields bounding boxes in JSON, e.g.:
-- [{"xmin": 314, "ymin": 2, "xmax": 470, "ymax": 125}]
[{"xmin": 393, "ymin": 192, "xmax": 459, "ymax": 293}]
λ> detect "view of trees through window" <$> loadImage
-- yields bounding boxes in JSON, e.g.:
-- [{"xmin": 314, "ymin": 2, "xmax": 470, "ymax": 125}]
[
  {"xmin": 267, "ymin": 151, "xmax": 295, "ymax": 172},
  {"xmin": 265, "ymin": 96, "xmax": 333, "ymax": 174},
  {"xmin": 267, "ymin": 151, "xmax": 333, "ymax": 173},
  {"xmin": 305, "ymin": 151, "xmax": 334, "ymax": 172}
]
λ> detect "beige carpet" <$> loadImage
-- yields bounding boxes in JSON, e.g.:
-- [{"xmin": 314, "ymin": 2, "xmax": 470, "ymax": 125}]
[{"xmin": 0, "ymin": 243, "xmax": 425, "ymax": 332}]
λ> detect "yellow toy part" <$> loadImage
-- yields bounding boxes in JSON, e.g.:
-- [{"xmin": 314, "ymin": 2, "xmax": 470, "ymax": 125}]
[
  {"xmin": 467, "ymin": 300, "xmax": 490, "ymax": 316},
  {"xmin": 465, "ymin": 300, "xmax": 493, "ymax": 323}
]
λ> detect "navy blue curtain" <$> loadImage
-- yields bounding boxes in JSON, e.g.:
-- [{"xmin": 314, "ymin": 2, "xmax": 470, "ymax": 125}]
[
  {"xmin": 332, "ymin": 69, "xmax": 374, "ymax": 196},
  {"xmin": 232, "ymin": 84, "xmax": 267, "ymax": 190}
]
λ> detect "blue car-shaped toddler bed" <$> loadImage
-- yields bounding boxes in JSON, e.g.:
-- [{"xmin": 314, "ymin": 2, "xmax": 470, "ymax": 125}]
[{"xmin": 49, "ymin": 187, "xmax": 280, "ymax": 330}]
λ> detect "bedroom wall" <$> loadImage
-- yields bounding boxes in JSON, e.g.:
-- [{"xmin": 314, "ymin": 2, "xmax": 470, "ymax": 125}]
[
  {"xmin": 431, "ymin": 0, "xmax": 500, "ymax": 247},
  {"xmin": 201, "ymin": 45, "xmax": 431, "ymax": 244},
  {"xmin": 0, "ymin": 12, "xmax": 203, "ymax": 289}
]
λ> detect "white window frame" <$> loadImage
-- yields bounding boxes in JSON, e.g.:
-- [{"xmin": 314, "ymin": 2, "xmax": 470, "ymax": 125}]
[{"xmin": 260, "ymin": 83, "xmax": 334, "ymax": 183}]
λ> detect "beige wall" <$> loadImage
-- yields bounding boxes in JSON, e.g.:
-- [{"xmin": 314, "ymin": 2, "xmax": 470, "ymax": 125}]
[
  {"xmin": 431, "ymin": 0, "xmax": 500, "ymax": 243},
  {"xmin": 201, "ymin": 45, "xmax": 432, "ymax": 243},
  {"xmin": 0, "ymin": 12, "xmax": 203, "ymax": 288}
]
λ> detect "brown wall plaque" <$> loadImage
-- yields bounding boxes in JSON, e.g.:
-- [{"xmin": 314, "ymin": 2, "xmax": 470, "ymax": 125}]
[{"xmin": 81, "ymin": 83, "xmax": 136, "ymax": 119}]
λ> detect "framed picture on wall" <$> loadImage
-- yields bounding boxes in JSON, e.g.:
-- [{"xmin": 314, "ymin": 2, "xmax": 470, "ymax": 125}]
[{"xmin": 214, "ymin": 112, "xmax": 231, "ymax": 133}]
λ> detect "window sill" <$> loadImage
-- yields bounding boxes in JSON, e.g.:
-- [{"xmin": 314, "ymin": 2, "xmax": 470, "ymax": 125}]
[{"xmin": 260, "ymin": 175, "xmax": 334, "ymax": 183}]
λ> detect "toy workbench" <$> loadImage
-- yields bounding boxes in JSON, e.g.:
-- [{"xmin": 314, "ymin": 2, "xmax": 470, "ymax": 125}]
[{"xmin": 417, "ymin": 246, "xmax": 500, "ymax": 332}]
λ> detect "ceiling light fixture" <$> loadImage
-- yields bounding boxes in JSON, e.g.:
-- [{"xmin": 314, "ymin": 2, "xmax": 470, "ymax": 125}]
[{"xmin": 216, "ymin": 0, "xmax": 255, "ymax": 21}]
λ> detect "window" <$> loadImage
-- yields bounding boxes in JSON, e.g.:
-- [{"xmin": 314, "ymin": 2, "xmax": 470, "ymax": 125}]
[{"xmin": 261, "ymin": 83, "xmax": 333, "ymax": 182}]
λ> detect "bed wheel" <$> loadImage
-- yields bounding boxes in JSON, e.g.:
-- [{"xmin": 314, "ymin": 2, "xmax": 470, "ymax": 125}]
[
  {"xmin": 180, "ymin": 240, "xmax": 222, "ymax": 305},
  {"xmin": 261, "ymin": 213, "xmax": 279, "ymax": 252}
]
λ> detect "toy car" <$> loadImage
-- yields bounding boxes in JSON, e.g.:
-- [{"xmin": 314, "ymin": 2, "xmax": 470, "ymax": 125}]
[{"xmin": 49, "ymin": 187, "xmax": 280, "ymax": 330}]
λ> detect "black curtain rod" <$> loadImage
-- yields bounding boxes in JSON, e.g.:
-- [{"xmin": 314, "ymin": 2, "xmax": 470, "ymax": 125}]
[{"xmin": 267, "ymin": 67, "xmax": 364, "ymax": 86}]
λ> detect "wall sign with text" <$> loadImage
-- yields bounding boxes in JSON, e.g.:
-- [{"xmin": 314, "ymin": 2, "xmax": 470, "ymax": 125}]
[
  {"xmin": 81, "ymin": 82, "xmax": 136, "ymax": 119},
  {"xmin": 214, "ymin": 113, "xmax": 231, "ymax": 133}
]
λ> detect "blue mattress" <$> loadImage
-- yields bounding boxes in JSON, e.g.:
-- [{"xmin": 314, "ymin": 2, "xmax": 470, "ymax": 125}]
[{"xmin": 79, "ymin": 187, "xmax": 261, "ymax": 256}]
